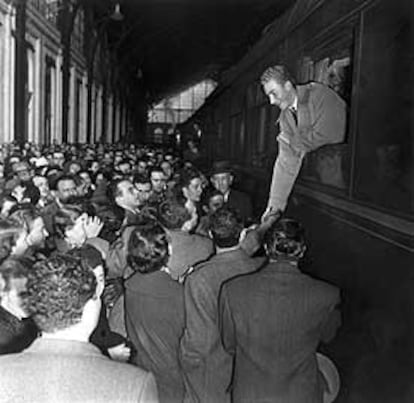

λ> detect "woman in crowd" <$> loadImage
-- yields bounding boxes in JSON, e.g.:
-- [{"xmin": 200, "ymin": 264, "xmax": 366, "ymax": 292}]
[{"xmin": 53, "ymin": 203, "xmax": 130, "ymax": 362}]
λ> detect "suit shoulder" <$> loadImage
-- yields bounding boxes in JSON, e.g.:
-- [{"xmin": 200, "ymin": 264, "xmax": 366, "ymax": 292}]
[
  {"xmin": 305, "ymin": 82, "xmax": 345, "ymax": 104},
  {"xmin": 231, "ymin": 189, "xmax": 251, "ymax": 201},
  {"xmin": 222, "ymin": 270, "xmax": 256, "ymax": 295},
  {"xmin": 104, "ymin": 358, "xmax": 153, "ymax": 381},
  {"xmin": 190, "ymin": 233, "xmax": 214, "ymax": 250},
  {"xmin": 306, "ymin": 275, "xmax": 340, "ymax": 301}
]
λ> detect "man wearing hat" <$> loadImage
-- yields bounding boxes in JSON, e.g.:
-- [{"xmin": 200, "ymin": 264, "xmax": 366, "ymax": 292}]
[{"xmin": 210, "ymin": 161, "xmax": 253, "ymax": 222}]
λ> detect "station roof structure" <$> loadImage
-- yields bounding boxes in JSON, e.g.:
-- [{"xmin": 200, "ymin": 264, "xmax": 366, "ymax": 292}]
[{"xmin": 89, "ymin": 0, "xmax": 294, "ymax": 104}]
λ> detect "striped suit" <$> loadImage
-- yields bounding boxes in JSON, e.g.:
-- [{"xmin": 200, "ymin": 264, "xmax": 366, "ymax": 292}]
[{"xmin": 219, "ymin": 260, "xmax": 340, "ymax": 403}]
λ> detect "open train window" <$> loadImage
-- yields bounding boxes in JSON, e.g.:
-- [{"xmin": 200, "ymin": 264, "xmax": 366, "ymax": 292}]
[{"xmin": 296, "ymin": 44, "xmax": 353, "ymax": 192}]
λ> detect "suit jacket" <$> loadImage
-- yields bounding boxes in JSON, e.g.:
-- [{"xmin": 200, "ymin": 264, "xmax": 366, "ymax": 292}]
[
  {"xmin": 40, "ymin": 200, "xmax": 60, "ymax": 250},
  {"xmin": 278, "ymin": 82, "xmax": 346, "ymax": 153},
  {"xmin": 0, "ymin": 306, "xmax": 38, "ymax": 355},
  {"xmin": 105, "ymin": 225, "xmax": 137, "ymax": 279},
  {"xmin": 125, "ymin": 270, "xmax": 185, "ymax": 403},
  {"xmin": 225, "ymin": 189, "xmax": 253, "ymax": 222},
  {"xmin": 219, "ymin": 260, "xmax": 341, "ymax": 403},
  {"xmin": 180, "ymin": 248, "xmax": 265, "ymax": 403},
  {"xmin": 166, "ymin": 229, "xmax": 214, "ymax": 280},
  {"xmin": 0, "ymin": 338, "xmax": 158, "ymax": 403}
]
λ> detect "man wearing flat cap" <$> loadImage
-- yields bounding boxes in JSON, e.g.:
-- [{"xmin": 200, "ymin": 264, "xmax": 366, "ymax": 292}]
[{"xmin": 210, "ymin": 161, "xmax": 253, "ymax": 222}]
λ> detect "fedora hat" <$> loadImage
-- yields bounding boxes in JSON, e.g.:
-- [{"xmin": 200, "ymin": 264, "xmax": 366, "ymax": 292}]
[{"xmin": 210, "ymin": 160, "xmax": 234, "ymax": 177}]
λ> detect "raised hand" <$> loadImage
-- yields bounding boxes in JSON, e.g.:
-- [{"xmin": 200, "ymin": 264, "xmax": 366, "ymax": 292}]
[{"xmin": 84, "ymin": 215, "xmax": 104, "ymax": 239}]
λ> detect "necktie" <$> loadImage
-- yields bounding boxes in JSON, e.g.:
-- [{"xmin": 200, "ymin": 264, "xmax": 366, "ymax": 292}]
[{"xmin": 290, "ymin": 108, "xmax": 298, "ymax": 126}]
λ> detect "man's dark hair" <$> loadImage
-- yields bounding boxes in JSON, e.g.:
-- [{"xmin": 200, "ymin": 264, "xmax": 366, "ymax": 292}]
[
  {"xmin": 157, "ymin": 199, "xmax": 191, "ymax": 230},
  {"xmin": 264, "ymin": 218, "xmax": 305, "ymax": 259},
  {"xmin": 179, "ymin": 167, "xmax": 201, "ymax": 189},
  {"xmin": 24, "ymin": 254, "xmax": 97, "ymax": 333},
  {"xmin": 10, "ymin": 181, "xmax": 40, "ymax": 206},
  {"xmin": 127, "ymin": 219, "xmax": 169, "ymax": 274},
  {"xmin": 260, "ymin": 64, "xmax": 296, "ymax": 86},
  {"xmin": 149, "ymin": 166, "xmax": 164, "ymax": 177},
  {"xmin": 118, "ymin": 159, "xmax": 131, "ymax": 166},
  {"xmin": 132, "ymin": 173, "xmax": 150, "ymax": 186},
  {"xmin": 107, "ymin": 178, "xmax": 126, "ymax": 204},
  {"xmin": 201, "ymin": 187, "xmax": 223, "ymax": 208},
  {"xmin": 52, "ymin": 174, "xmax": 76, "ymax": 192},
  {"xmin": 209, "ymin": 207, "xmax": 243, "ymax": 248}
]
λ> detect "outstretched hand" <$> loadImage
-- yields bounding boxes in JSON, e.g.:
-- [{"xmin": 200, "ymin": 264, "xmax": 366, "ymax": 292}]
[
  {"xmin": 261, "ymin": 206, "xmax": 282, "ymax": 226},
  {"xmin": 257, "ymin": 207, "xmax": 282, "ymax": 239}
]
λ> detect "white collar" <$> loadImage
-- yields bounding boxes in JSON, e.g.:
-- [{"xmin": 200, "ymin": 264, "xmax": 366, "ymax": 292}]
[{"xmin": 291, "ymin": 96, "xmax": 298, "ymax": 111}]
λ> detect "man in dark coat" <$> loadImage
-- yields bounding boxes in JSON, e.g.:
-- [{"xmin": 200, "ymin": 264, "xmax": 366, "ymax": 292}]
[
  {"xmin": 210, "ymin": 161, "xmax": 253, "ymax": 222},
  {"xmin": 124, "ymin": 220, "xmax": 185, "ymax": 403},
  {"xmin": 180, "ymin": 208, "xmax": 265, "ymax": 403},
  {"xmin": 0, "ymin": 258, "xmax": 38, "ymax": 355},
  {"xmin": 219, "ymin": 218, "xmax": 341, "ymax": 403},
  {"xmin": 157, "ymin": 198, "xmax": 214, "ymax": 282}
]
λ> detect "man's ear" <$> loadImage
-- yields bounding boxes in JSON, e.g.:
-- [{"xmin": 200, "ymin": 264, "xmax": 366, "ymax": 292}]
[
  {"xmin": 229, "ymin": 175, "xmax": 234, "ymax": 185},
  {"xmin": 114, "ymin": 195, "xmax": 121, "ymax": 206},
  {"xmin": 285, "ymin": 80, "xmax": 294, "ymax": 92}
]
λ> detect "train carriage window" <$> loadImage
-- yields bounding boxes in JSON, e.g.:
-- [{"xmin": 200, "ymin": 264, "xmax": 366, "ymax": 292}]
[
  {"xmin": 353, "ymin": 0, "xmax": 413, "ymax": 214},
  {"xmin": 297, "ymin": 53, "xmax": 352, "ymax": 190}
]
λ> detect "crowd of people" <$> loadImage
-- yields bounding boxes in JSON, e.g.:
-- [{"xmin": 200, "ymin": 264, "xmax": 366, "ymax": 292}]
[
  {"xmin": 0, "ymin": 139, "xmax": 341, "ymax": 403},
  {"xmin": 0, "ymin": 61, "xmax": 347, "ymax": 403}
]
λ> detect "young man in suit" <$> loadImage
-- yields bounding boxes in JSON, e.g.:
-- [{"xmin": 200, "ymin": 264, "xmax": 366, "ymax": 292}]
[
  {"xmin": 0, "ymin": 254, "xmax": 158, "ymax": 403},
  {"xmin": 125, "ymin": 220, "xmax": 185, "ymax": 403},
  {"xmin": 180, "ymin": 208, "xmax": 266, "ymax": 403},
  {"xmin": 219, "ymin": 218, "xmax": 341, "ymax": 403},
  {"xmin": 261, "ymin": 65, "xmax": 346, "ymax": 216}
]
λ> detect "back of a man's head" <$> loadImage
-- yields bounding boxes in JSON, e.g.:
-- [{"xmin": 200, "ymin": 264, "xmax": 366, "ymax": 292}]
[
  {"xmin": 264, "ymin": 218, "xmax": 306, "ymax": 260},
  {"xmin": 210, "ymin": 207, "xmax": 243, "ymax": 249},
  {"xmin": 157, "ymin": 199, "xmax": 191, "ymax": 230},
  {"xmin": 127, "ymin": 219, "xmax": 169, "ymax": 274},
  {"xmin": 25, "ymin": 254, "xmax": 97, "ymax": 333}
]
